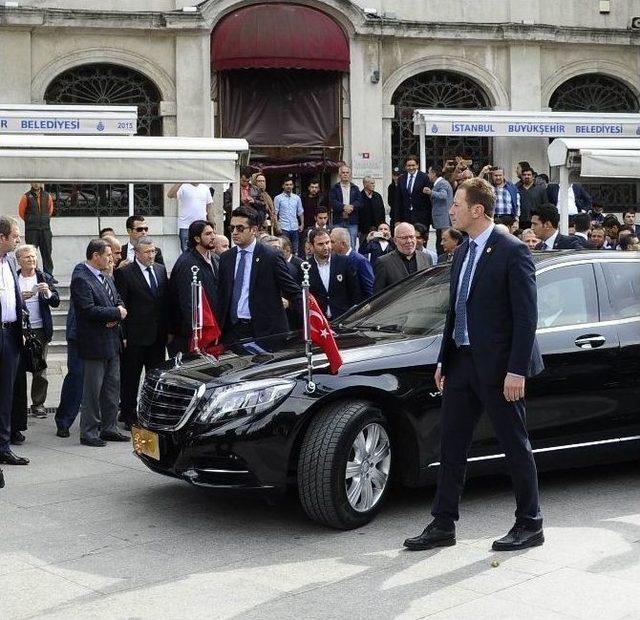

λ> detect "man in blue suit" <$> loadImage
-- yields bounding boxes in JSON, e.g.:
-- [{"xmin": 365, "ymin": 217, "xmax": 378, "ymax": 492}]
[
  {"xmin": 329, "ymin": 165, "xmax": 362, "ymax": 250},
  {"xmin": 330, "ymin": 227, "xmax": 374, "ymax": 299},
  {"xmin": 425, "ymin": 163, "xmax": 453, "ymax": 255},
  {"xmin": 404, "ymin": 178, "xmax": 545, "ymax": 552},
  {"xmin": 71, "ymin": 239, "xmax": 129, "ymax": 447},
  {"xmin": 308, "ymin": 228, "xmax": 361, "ymax": 319},
  {"xmin": 394, "ymin": 155, "xmax": 432, "ymax": 234},
  {"xmin": 0, "ymin": 216, "xmax": 29, "ymax": 469},
  {"xmin": 547, "ymin": 182, "xmax": 592, "ymax": 213}
]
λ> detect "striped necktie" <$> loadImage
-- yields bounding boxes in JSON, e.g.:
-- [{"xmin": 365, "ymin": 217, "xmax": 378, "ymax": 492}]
[
  {"xmin": 453, "ymin": 241, "xmax": 477, "ymax": 347},
  {"xmin": 100, "ymin": 274, "xmax": 115, "ymax": 305}
]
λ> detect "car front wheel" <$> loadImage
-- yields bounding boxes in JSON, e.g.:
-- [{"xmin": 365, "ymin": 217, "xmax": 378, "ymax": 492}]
[{"xmin": 297, "ymin": 400, "xmax": 392, "ymax": 529}]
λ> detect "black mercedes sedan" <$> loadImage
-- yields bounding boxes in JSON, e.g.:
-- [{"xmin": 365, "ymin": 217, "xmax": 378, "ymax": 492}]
[{"xmin": 132, "ymin": 251, "xmax": 640, "ymax": 530}]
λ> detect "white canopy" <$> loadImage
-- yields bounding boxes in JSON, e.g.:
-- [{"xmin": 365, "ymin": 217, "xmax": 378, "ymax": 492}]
[
  {"xmin": 0, "ymin": 134, "xmax": 249, "ymax": 184},
  {"xmin": 548, "ymin": 137, "xmax": 640, "ymax": 178}
]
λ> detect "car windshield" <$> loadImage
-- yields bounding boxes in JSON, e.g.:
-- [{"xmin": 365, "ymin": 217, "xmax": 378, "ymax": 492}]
[{"xmin": 338, "ymin": 266, "xmax": 451, "ymax": 336}]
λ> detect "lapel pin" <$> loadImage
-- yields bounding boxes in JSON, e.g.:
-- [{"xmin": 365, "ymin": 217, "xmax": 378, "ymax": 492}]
[
  {"xmin": 255, "ymin": 257, "xmax": 260, "ymax": 262},
  {"xmin": 337, "ymin": 274, "xmax": 343, "ymax": 282},
  {"xmin": 486, "ymin": 247, "xmax": 492, "ymax": 254}
]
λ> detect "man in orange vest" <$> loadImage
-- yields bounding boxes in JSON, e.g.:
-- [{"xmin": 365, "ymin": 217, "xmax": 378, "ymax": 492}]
[{"xmin": 18, "ymin": 183, "xmax": 55, "ymax": 280}]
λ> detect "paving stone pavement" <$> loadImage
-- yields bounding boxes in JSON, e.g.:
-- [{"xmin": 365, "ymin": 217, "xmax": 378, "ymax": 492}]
[{"xmin": 1, "ymin": 371, "xmax": 639, "ymax": 620}]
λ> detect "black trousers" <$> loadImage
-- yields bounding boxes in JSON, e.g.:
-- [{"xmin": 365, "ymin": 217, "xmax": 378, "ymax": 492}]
[
  {"xmin": 120, "ymin": 340, "xmax": 166, "ymax": 424},
  {"xmin": 431, "ymin": 346, "xmax": 542, "ymax": 529},
  {"xmin": 25, "ymin": 229, "xmax": 54, "ymax": 276},
  {"xmin": 435, "ymin": 228, "xmax": 444, "ymax": 256},
  {"xmin": 0, "ymin": 326, "xmax": 21, "ymax": 451}
]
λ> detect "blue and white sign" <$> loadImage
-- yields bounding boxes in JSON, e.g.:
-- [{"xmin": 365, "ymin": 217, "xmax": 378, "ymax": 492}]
[{"xmin": 0, "ymin": 105, "xmax": 138, "ymax": 136}]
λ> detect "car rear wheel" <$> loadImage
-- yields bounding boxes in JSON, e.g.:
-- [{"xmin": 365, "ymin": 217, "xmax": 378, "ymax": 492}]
[{"xmin": 297, "ymin": 400, "xmax": 392, "ymax": 529}]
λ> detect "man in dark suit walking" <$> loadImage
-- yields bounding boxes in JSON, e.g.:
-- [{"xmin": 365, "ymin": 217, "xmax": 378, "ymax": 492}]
[
  {"xmin": 308, "ymin": 228, "xmax": 361, "ymax": 319},
  {"xmin": 394, "ymin": 155, "xmax": 432, "ymax": 233},
  {"xmin": 0, "ymin": 216, "xmax": 29, "ymax": 469},
  {"xmin": 531, "ymin": 204, "xmax": 583, "ymax": 250},
  {"xmin": 373, "ymin": 222, "xmax": 432, "ymax": 294},
  {"xmin": 404, "ymin": 178, "xmax": 545, "ymax": 552},
  {"xmin": 71, "ymin": 239, "xmax": 129, "ymax": 447},
  {"xmin": 330, "ymin": 227, "xmax": 373, "ymax": 299},
  {"xmin": 115, "ymin": 237, "xmax": 169, "ymax": 429},
  {"xmin": 216, "ymin": 206, "xmax": 302, "ymax": 344}
]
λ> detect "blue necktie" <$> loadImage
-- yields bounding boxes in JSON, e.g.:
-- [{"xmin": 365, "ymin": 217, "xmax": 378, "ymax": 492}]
[
  {"xmin": 453, "ymin": 240, "xmax": 477, "ymax": 346},
  {"xmin": 147, "ymin": 266, "xmax": 158, "ymax": 296},
  {"xmin": 99, "ymin": 274, "xmax": 115, "ymax": 305},
  {"xmin": 230, "ymin": 250, "xmax": 247, "ymax": 322}
]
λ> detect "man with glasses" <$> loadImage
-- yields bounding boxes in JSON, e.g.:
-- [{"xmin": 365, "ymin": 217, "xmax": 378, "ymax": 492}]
[
  {"xmin": 115, "ymin": 237, "xmax": 169, "ymax": 430},
  {"xmin": 373, "ymin": 222, "xmax": 432, "ymax": 294},
  {"xmin": 120, "ymin": 215, "xmax": 165, "ymax": 268}
]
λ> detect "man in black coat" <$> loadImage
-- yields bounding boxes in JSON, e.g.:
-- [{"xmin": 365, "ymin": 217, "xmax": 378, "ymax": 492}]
[
  {"xmin": 119, "ymin": 215, "xmax": 165, "ymax": 267},
  {"xmin": 115, "ymin": 237, "xmax": 169, "ymax": 429},
  {"xmin": 531, "ymin": 204, "xmax": 583, "ymax": 250},
  {"xmin": 71, "ymin": 239, "xmax": 129, "ymax": 447},
  {"xmin": 216, "ymin": 206, "xmax": 302, "ymax": 345},
  {"xmin": 404, "ymin": 178, "xmax": 544, "ymax": 553},
  {"xmin": 394, "ymin": 155, "xmax": 432, "ymax": 231},
  {"xmin": 308, "ymin": 228, "xmax": 361, "ymax": 319},
  {"xmin": 168, "ymin": 220, "xmax": 219, "ymax": 355},
  {"xmin": 0, "ymin": 216, "xmax": 29, "ymax": 468},
  {"xmin": 359, "ymin": 177, "xmax": 386, "ymax": 240}
]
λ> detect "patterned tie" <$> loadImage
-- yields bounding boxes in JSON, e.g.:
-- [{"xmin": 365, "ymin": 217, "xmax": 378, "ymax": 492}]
[
  {"xmin": 100, "ymin": 274, "xmax": 115, "ymax": 305},
  {"xmin": 541, "ymin": 242, "xmax": 548, "ymax": 250},
  {"xmin": 147, "ymin": 266, "xmax": 158, "ymax": 296},
  {"xmin": 453, "ymin": 241, "xmax": 477, "ymax": 347},
  {"xmin": 230, "ymin": 250, "xmax": 247, "ymax": 322},
  {"xmin": 407, "ymin": 173, "xmax": 414, "ymax": 193}
]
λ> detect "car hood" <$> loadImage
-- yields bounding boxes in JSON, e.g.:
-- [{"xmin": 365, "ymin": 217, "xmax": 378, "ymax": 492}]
[{"xmin": 157, "ymin": 329, "xmax": 440, "ymax": 387}]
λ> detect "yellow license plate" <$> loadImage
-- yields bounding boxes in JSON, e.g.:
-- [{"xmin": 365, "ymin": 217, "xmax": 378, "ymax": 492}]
[{"xmin": 132, "ymin": 425, "xmax": 160, "ymax": 461}]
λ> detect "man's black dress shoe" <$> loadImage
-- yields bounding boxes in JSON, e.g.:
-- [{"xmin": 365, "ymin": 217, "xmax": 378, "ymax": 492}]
[
  {"xmin": 80, "ymin": 437, "xmax": 106, "ymax": 447},
  {"xmin": 100, "ymin": 432, "xmax": 130, "ymax": 442},
  {"xmin": 492, "ymin": 525, "xmax": 544, "ymax": 551},
  {"xmin": 0, "ymin": 468, "xmax": 4, "ymax": 488},
  {"xmin": 403, "ymin": 521, "xmax": 456, "ymax": 551},
  {"xmin": 56, "ymin": 428, "xmax": 70, "ymax": 438},
  {"xmin": 0, "ymin": 450, "xmax": 30, "ymax": 465},
  {"xmin": 11, "ymin": 432, "xmax": 25, "ymax": 445}
]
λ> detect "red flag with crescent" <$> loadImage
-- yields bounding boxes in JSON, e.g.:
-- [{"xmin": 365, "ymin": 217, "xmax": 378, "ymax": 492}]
[
  {"xmin": 189, "ymin": 293, "xmax": 223, "ymax": 357},
  {"xmin": 308, "ymin": 293, "xmax": 343, "ymax": 374}
]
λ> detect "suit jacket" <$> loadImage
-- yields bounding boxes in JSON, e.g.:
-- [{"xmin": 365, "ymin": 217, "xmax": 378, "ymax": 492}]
[
  {"xmin": 70, "ymin": 263, "xmax": 123, "ymax": 360},
  {"xmin": 373, "ymin": 249, "xmax": 432, "ymax": 294},
  {"xmin": 346, "ymin": 249, "xmax": 374, "ymax": 298},
  {"xmin": 535, "ymin": 233, "xmax": 582, "ymax": 250},
  {"xmin": 430, "ymin": 176, "xmax": 453, "ymax": 230},
  {"xmin": 572, "ymin": 234, "xmax": 590, "ymax": 249},
  {"xmin": 395, "ymin": 170, "xmax": 431, "ymax": 224},
  {"xmin": 168, "ymin": 249, "xmax": 219, "ymax": 339},
  {"xmin": 547, "ymin": 183, "xmax": 592, "ymax": 213},
  {"xmin": 119, "ymin": 242, "xmax": 165, "ymax": 267},
  {"xmin": 16, "ymin": 268, "xmax": 60, "ymax": 342},
  {"xmin": 286, "ymin": 255, "xmax": 304, "ymax": 285},
  {"xmin": 359, "ymin": 190, "xmax": 386, "ymax": 235},
  {"xmin": 0, "ymin": 255, "xmax": 25, "ymax": 348},
  {"xmin": 115, "ymin": 260, "xmax": 169, "ymax": 347},
  {"xmin": 360, "ymin": 238, "xmax": 395, "ymax": 266},
  {"xmin": 329, "ymin": 183, "xmax": 363, "ymax": 226},
  {"xmin": 438, "ymin": 230, "xmax": 544, "ymax": 385},
  {"xmin": 309, "ymin": 254, "xmax": 361, "ymax": 319},
  {"xmin": 216, "ymin": 242, "xmax": 302, "ymax": 338}
]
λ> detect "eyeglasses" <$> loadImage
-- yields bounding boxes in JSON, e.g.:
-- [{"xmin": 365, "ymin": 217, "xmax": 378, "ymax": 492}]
[
  {"xmin": 229, "ymin": 224, "xmax": 249, "ymax": 232},
  {"xmin": 133, "ymin": 227, "xmax": 148, "ymax": 233}
]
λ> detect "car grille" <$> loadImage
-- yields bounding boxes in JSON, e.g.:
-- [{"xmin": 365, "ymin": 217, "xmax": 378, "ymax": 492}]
[{"xmin": 137, "ymin": 372, "xmax": 202, "ymax": 431}]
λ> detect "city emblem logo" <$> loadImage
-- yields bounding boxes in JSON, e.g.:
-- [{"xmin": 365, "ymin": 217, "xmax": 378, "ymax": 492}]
[
  {"xmin": 431, "ymin": 124, "xmax": 438, "ymax": 134},
  {"xmin": 96, "ymin": 121, "xmax": 105, "ymax": 132},
  {"xmin": 635, "ymin": 125, "xmax": 640, "ymax": 136}
]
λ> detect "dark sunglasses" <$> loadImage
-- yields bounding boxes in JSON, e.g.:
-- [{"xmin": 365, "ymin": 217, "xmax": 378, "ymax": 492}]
[
  {"xmin": 133, "ymin": 226, "xmax": 148, "ymax": 233},
  {"xmin": 229, "ymin": 224, "xmax": 249, "ymax": 232}
]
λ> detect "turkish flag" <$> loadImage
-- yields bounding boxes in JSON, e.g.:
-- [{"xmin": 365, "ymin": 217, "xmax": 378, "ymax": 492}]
[
  {"xmin": 189, "ymin": 293, "xmax": 223, "ymax": 357},
  {"xmin": 308, "ymin": 293, "xmax": 343, "ymax": 374}
]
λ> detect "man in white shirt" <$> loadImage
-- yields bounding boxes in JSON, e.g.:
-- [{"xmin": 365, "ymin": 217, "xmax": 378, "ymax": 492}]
[{"xmin": 168, "ymin": 183, "xmax": 215, "ymax": 251}]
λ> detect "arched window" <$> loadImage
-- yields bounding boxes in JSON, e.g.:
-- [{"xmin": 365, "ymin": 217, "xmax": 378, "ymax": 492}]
[
  {"xmin": 550, "ymin": 74, "xmax": 640, "ymax": 210},
  {"xmin": 44, "ymin": 64, "xmax": 163, "ymax": 217},
  {"xmin": 392, "ymin": 71, "xmax": 491, "ymax": 171}
]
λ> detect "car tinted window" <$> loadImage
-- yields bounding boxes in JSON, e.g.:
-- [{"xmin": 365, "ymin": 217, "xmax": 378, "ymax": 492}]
[
  {"xmin": 537, "ymin": 263, "xmax": 598, "ymax": 329},
  {"xmin": 340, "ymin": 266, "xmax": 450, "ymax": 336},
  {"xmin": 602, "ymin": 261, "xmax": 640, "ymax": 319}
]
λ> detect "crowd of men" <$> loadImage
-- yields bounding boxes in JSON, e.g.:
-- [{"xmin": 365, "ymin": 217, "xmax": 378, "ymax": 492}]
[{"xmin": 0, "ymin": 156, "xmax": 638, "ymax": 485}]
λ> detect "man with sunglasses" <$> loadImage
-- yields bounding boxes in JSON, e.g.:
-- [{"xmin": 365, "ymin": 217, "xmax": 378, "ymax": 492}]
[{"xmin": 119, "ymin": 216, "xmax": 164, "ymax": 268}]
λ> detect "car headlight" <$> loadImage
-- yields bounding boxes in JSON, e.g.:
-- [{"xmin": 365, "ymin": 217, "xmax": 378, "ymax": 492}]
[{"xmin": 196, "ymin": 379, "xmax": 296, "ymax": 424}]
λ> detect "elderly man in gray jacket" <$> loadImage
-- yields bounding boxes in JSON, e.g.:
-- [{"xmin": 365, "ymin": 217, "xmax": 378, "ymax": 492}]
[{"xmin": 424, "ymin": 163, "xmax": 454, "ymax": 256}]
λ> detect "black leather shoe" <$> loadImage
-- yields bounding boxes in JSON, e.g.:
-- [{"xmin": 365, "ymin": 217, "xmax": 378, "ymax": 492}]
[
  {"xmin": 0, "ymin": 468, "xmax": 4, "ymax": 488},
  {"xmin": 403, "ymin": 521, "xmax": 456, "ymax": 551},
  {"xmin": 0, "ymin": 450, "xmax": 30, "ymax": 465},
  {"xmin": 56, "ymin": 428, "xmax": 70, "ymax": 438},
  {"xmin": 492, "ymin": 525, "xmax": 544, "ymax": 551},
  {"xmin": 100, "ymin": 432, "xmax": 130, "ymax": 442},
  {"xmin": 80, "ymin": 437, "xmax": 106, "ymax": 447},
  {"xmin": 11, "ymin": 432, "xmax": 25, "ymax": 445}
]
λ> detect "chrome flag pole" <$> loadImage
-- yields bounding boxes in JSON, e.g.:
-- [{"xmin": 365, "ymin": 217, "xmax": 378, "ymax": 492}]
[
  {"xmin": 300, "ymin": 261, "xmax": 316, "ymax": 394},
  {"xmin": 191, "ymin": 265, "xmax": 202, "ymax": 353}
]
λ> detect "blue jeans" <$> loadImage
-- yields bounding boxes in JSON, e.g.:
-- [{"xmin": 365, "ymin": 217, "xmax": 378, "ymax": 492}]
[
  {"xmin": 55, "ymin": 340, "xmax": 84, "ymax": 431},
  {"xmin": 336, "ymin": 224, "xmax": 359, "ymax": 251},
  {"xmin": 283, "ymin": 229, "xmax": 300, "ymax": 255},
  {"xmin": 179, "ymin": 228, "xmax": 189, "ymax": 252}
]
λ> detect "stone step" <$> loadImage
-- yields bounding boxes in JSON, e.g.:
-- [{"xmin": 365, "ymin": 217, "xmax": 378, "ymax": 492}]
[
  {"xmin": 57, "ymin": 295, "xmax": 71, "ymax": 313},
  {"xmin": 52, "ymin": 309, "xmax": 68, "ymax": 327},
  {"xmin": 51, "ymin": 325, "xmax": 68, "ymax": 343},
  {"xmin": 49, "ymin": 340, "xmax": 67, "ymax": 357}
]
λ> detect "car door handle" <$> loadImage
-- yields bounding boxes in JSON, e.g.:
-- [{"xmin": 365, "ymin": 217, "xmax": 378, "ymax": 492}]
[{"xmin": 574, "ymin": 334, "xmax": 606, "ymax": 349}]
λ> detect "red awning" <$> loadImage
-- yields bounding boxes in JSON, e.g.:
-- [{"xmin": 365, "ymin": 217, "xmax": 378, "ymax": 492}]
[{"xmin": 211, "ymin": 3, "xmax": 350, "ymax": 73}]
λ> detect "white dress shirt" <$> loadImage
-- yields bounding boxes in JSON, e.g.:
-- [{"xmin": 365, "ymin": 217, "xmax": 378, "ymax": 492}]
[
  {"xmin": 541, "ymin": 230, "xmax": 559, "ymax": 250},
  {"xmin": 135, "ymin": 258, "xmax": 157, "ymax": 290},
  {"xmin": 0, "ymin": 256, "xmax": 18, "ymax": 323},
  {"xmin": 315, "ymin": 257, "xmax": 332, "ymax": 317}
]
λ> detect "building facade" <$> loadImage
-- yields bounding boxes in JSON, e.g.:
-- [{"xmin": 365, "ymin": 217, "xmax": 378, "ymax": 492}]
[{"xmin": 2, "ymin": 0, "xmax": 640, "ymax": 274}]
